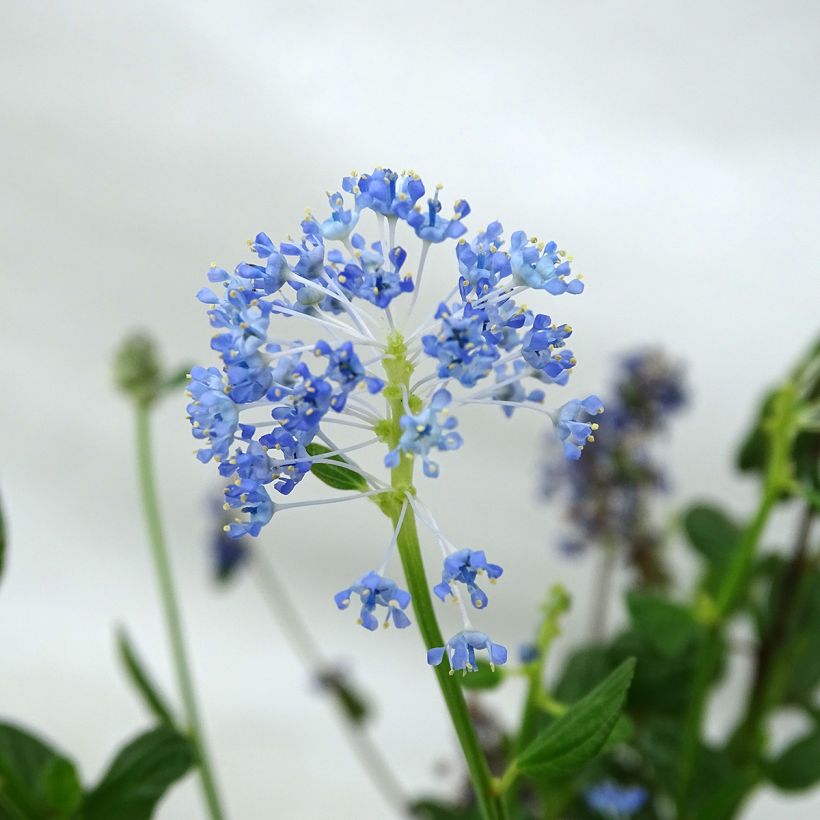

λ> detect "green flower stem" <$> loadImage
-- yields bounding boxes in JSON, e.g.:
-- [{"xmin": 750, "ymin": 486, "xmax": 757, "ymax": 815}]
[
  {"xmin": 675, "ymin": 383, "xmax": 799, "ymax": 817},
  {"xmin": 381, "ymin": 333, "xmax": 505, "ymax": 820},
  {"xmin": 250, "ymin": 553, "xmax": 408, "ymax": 814},
  {"xmin": 135, "ymin": 403, "xmax": 226, "ymax": 820}
]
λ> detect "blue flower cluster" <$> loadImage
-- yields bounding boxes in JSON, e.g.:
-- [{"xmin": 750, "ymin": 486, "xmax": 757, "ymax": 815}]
[
  {"xmin": 189, "ymin": 167, "xmax": 599, "ymax": 669},
  {"xmin": 542, "ymin": 349, "xmax": 685, "ymax": 584}
]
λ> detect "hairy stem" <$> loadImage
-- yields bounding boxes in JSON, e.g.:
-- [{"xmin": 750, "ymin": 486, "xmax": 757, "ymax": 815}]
[{"xmin": 135, "ymin": 404, "xmax": 226, "ymax": 820}]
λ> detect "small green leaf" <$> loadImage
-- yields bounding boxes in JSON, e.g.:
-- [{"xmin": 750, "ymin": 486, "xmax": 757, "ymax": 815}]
[
  {"xmin": 768, "ymin": 729, "xmax": 820, "ymax": 791},
  {"xmin": 683, "ymin": 504, "xmax": 740, "ymax": 593},
  {"xmin": 516, "ymin": 658, "xmax": 635, "ymax": 777},
  {"xmin": 626, "ymin": 592, "xmax": 703, "ymax": 658},
  {"xmin": 82, "ymin": 726, "xmax": 194, "ymax": 820},
  {"xmin": 0, "ymin": 722, "xmax": 81, "ymax": 819},
  {"xmin": 317, "ymin": 670, "xmax": 370, "ymax": 726},
  {"xmin": 553, "ymin": 647, "xmax": 611, "ymax": 705},
  {"xmin": 457, "ymin": 661, "xmax": 505, "ymax": 691},
  {"xmin": 116, "ymin": 628, "xmax": 176, "ymax": 727},
  {"xmin": 305, "ymin": 443, "xmax": 369, "ymax": 492}
]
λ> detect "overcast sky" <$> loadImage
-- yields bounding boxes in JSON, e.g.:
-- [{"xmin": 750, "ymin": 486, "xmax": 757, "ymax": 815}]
[{"xmin": 2, "ymin": 1, "xmax": 819, "ymax": 817}]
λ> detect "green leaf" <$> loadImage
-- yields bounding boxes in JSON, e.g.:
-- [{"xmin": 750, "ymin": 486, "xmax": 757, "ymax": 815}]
[
  {"xmin": 457, "ymin": 661, "xmax": 505, "ymax": 691},
  {"xmin": 116, "ymin": 628, "xmax": 176, "ymax": 727},
  {"xmin": 317, "ymin": 670, "xmax": 370, "ymax": 726},
  {"xmin": 683, "ymin": 504, "xmax": 741, "ymax": 593},
  {"xmin": 0, "ymin": 722, "xmax": 81, "ymax": 819},
  {"xmin": 305, "ymin": 443, "xmax": 368, "ymax": 492},
  {"xmin": 768, "ymin": 729, "xmax": 820, "ymax": 791},
  {"xmin": 626, "ymin": 592, "xmax": 703, "ymax": 658},
  {"xmin": 82, "ymin": 727, "xmax": 194, "ymax": 820},
  {"xmin": 553, "ymin": 647, "xmax": 611, "ymax": 704},
  {"xmin": 515, "ymin": 658, "xmax": 635, "ymax": 777}
]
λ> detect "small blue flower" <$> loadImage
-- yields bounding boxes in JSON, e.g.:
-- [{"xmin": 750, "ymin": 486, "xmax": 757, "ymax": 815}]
[
  {"xmin": 335, "ymin": 571, "xmax": 412, "ymax": 631},
  {"xmin": 268, "ymin": 363, "xmax": 333, "ymax": 445},
  {"xmin": 407, "ymin": 187, "xmax": 470, "ymax": 243},
  {"xmin": 347, "ymin": 168, "xmax": 426, "ymax": 219},
  {"xmin": 553, "ymin": 395, "xmax": 605, "ymax": 460},
  {"xmin": 433, "ymin": 549, "xmax": 503, "ymax": 609},
  {"xmin": 313, "ymin": 340, "xmax": 384, "ymax": 411},
  {"xmin": 223, "ymin": 482, "xmax": 275, "ymax": 538},
  {"xmin": 345, "ymin": 244, "xmax": 414, "ymax": 309},
  {"xmin": 385, "ymin": 389, "xmax": 463, "ymax": 477},
  {"xmin": 518, "ymin": 642, "xmax": 540, "ymax": 664},
  {"xmin": 427, "ymin": 630, "xmax": 508, "ymax": 673},
  {"xmin": 422, "ymin": 303, "xmax": 500, "ymax": 387},
  {"xmin": 187, "ymin": 366, "xmax": 239, "ymax": 463},
  {"xmin": 317, "ymin": 191, "xmax": 360, "ymax": 241},
  {"xmin": 455, "ymin": 221, "xmax": 510, "ymax": 294},
  {"xmin": 584, "ymin": 782, "xmax": 648, "ymax": 817},
  {"xmin": 510, "ymin": 232, "xmax": 584, "ymax": 294},
  {"xmin": 520, "ymin": 315, "xmax": 575, "ymax": 380}
]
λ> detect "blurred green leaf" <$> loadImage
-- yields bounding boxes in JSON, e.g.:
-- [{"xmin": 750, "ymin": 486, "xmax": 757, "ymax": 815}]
[
  {"xmin": 516, "ymin": 659, "xmax": 635, "ymax": 777},
  {"xmin": 0, "ymin": 722, "xmax": 81, "ymax": 819},
  {"xmin": 305, "ymin": 443, "xmax": 369, "ymax": 492},
  {"xmin": 783, "ymin": 569, "xmax": 820, "ymax": 699},
  {"xmin": 457, "ymin": 661, "xmax": 505, "ymax": 691},
  {"xmin": 82, "ymin": 727, "xmax": 194, "ymax": 820},
  {"xmin": 116, "ymin": 628, "xmax": 176, "ymax": 728},
  {"xmin": 410, "ymin": 798, "xmax": 483, "ymax": 819},
  {"xmin": 768, "ymin": 729, "xmax": 820, "ymax": 791},
  {"xmin": 682, "ymin": 504, "xmax": 741, "ymax": 593},
  {"xmin": 554, "ymin": 647, "xmax": 611, "ymax": 705},
  {"xmin": 626, "ymin": 592, "xmax": 703, "ymax": 658}
]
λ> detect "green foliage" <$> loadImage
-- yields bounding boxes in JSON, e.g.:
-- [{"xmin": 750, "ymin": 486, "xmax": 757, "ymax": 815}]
[
  {"xmin": 768, "ymin": 729, "xmax": 820, "ymax": 791},
  {"xmin": 682, "ymin": 503, "xmax": 741, "ymax": 595},
  {"xmin": 626, "ymin": 592, "xmax": 703, "ymax": 658},
  {"xmin": 0, "ymin": 723, "xmax": 82, "ymax": 819},
  {"xmin": 305, "ymin": 443, "xmax": 369, "ymax": 492},
  {"xmin": 82, "ymin": 727, "xmax": 195, "ymax": 820},
  {"xmin": 116, "ymin": 628, "xmax": 177, "ymax": 727},
  {"xmin": 515, "ymin": 659, "xmax": 635, "ymax": 777},
  {"xmin": 0, "ymin": 722, "xmax": 193, "ymax": 820}
]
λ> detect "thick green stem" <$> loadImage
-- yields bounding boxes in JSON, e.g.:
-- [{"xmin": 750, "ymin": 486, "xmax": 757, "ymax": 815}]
[
  {"xmin": 675, "ymin": 384, "xmax": 798, "ymax": 817},
  {"xmin": 135, "ymin": 404, "xmax": 226, "ymax": 820},
  {"xmin": 381, "ymin": 333, "xmax": 504, "ymax": 820}
]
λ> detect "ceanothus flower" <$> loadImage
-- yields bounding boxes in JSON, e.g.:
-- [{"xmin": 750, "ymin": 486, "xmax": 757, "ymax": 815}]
[
  {"xmin": 584, "ymin": 782, "xmax": 648, "ymax": 818},
  {"xmin": 335, "ymin": 571, "xmax": 411, "ymax": 631},
  {"xmin": 385, "ymin": 389, "xmax": 463, "ymax": 478},
  {"xmin": 433, "ymin": 549, "xmax": 504, "ymax": 609},
  {"xmin": 189, "ymin": 166, "xmax": 599, "ymax": 668},
  {"xmin": 427, "ymin": 630, "xmax": 508, "ymax": 674}
]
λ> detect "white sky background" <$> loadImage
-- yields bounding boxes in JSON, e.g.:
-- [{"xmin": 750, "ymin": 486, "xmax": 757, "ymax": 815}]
[{"xmin": 1, "ymin": 1, "xmax": 819, "ymax": 817}]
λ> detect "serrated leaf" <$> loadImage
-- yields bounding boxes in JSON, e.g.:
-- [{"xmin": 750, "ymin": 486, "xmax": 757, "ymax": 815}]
[
  {"xmin": 516, "ymin": 658, "xmax": 635, "ymax": 777},
  {"xmin": 768, "ymin": 729, "xmax": 820, "ymax": 791},
  {"xmin": 82, "ymin": 726, "xmax": 194, "ymax": 820},
  {"xmin": 305, "ymin": 443, "xmax": 368, "ymax": 492},
  {"xmin": 0, "ymin": 722, "xmax": 81, "ymax": 819},
  {"xmin": 457, "ymin": 661, "xmax": 505, "ymax": 691},
  {"xmin": 626, "ymin": 592, "xmax": 703, "ymax": 658},
  {"xmin": 116, "ymin": 628, "xmax": 176, "ymax": 727}
]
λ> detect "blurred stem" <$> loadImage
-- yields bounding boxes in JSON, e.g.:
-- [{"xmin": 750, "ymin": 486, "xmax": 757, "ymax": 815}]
[
  {"xmin": 134, "ymin": 403, "xmax": 226, "ymax": 820},
  {"xmin": 250, "ymin": 553, "xmax": 408, "ymax": 815},
  {"xmin": 589, "ymin": 543, "xmax": 616, "ymax": 640},
  {"xmin": 675, "ymin": 383, "xmax": 798, "ymax": 817},
  {"xmin": 382, "ymin": 332, "xmax": 506, "ymax": 820},
  {"xmin": 729, "ymin": 500, "xmax": 816, "ymax": 757}
]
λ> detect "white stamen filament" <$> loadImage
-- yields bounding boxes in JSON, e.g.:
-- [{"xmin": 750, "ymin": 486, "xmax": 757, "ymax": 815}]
[{"xmin": 378, "ymin": 497, "xmax": 409, "ymax": 575}]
